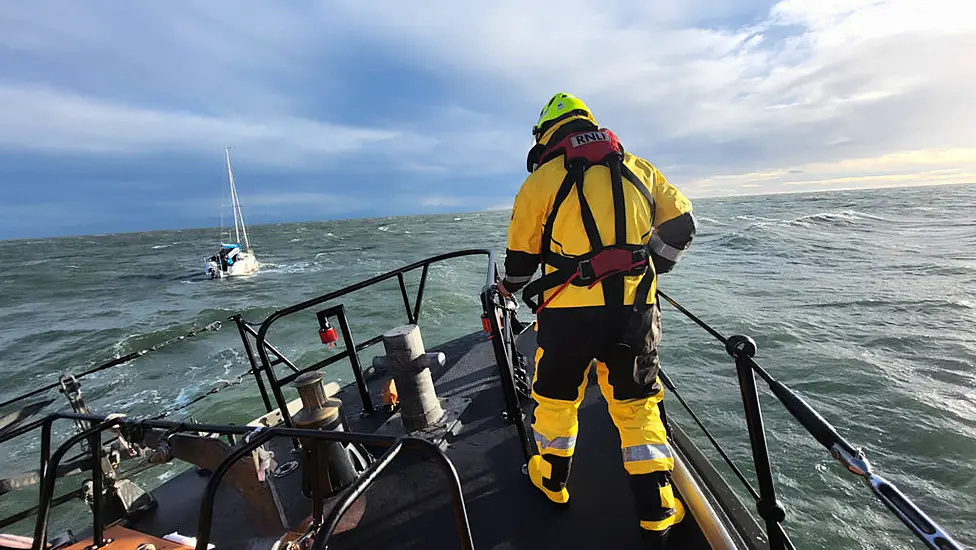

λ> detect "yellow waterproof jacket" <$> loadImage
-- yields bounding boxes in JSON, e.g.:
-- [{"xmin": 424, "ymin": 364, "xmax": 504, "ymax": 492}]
[{"xmin": 503, "ymin": 129, "xmax": 696, "ymax": 309}]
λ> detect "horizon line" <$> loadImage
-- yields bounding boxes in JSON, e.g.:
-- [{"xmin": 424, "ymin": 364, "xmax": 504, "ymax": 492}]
[{"xmin": 2, "ymin": 180, "xmax": 973, "ymax": 243}]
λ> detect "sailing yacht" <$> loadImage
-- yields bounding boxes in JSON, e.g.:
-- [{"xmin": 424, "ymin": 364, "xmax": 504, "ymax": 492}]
[{"xmin": 204, "ymin": 148, "xmax": 259, "ymax": 279}]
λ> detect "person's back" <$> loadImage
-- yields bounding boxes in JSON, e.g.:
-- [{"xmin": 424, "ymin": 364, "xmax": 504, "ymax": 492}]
[
  {"xmin": 499, "ymin": 93, "xmax": 696, "ymax": 547},
  {"xmin": 512, "ymin": 140, "xmax": 691, "ymax": 309}
]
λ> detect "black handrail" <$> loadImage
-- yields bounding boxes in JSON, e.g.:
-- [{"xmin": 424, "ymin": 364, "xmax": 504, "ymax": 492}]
[
  {"xmin": 480, "ymin": 286, "xmax": 534, "ymax": 465},
  {"xmin": 656, "ymin": 290, "xmax": 964, "ymax": 550},
  {"xmin": 246, "ymin": 249, "xmax": 494, "ymax": 428},
  {"xmin": 311, "ymin": 440, "xmax": 405, "ymax": 550},
  {"xmin": 32, "ymin": 418, "xmax": 116, "ymax": 549},
  {"xmin": 8, "ymin": 412, "xmax": 474, "ymax": 550},
  {"xmin": 1, "ymin": 250, "xmax": 496, "ymax": 537}
]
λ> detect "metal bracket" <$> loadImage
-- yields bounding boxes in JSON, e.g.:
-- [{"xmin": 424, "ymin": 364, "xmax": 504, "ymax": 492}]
[
  {"xmin": 59, "ymin": 374, "xmax": 92, "ymax": 451},
  {"xmin": 831, "ymin": 442, "xmax": 872, "ymax": 477}
]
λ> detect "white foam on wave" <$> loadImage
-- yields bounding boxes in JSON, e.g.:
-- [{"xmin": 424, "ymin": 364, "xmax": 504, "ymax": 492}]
[
  {"xmin": 377, "ymin": 226, "xmax": 391, "ymax": 232},
  {"xmin": 151, "ymin": 244, "xmax": 169, "ymax": 249},
  {"xmin": 23, "ymin": 259, "xmax": 51, "ymax": 266},
  {"xmin": 795, "ymin": 210, "xmax": 888, "ymax": 224},
  {"xmin": 112, "ymin": 332, "xmax": 142, "ymax": 357},
  {"xmin": 265, "ymin": 261, "xmax": 323, "ymax": 275},
  {"xmin": 744, "ymin": 209, "xmax": 891, "ymax": 233}
]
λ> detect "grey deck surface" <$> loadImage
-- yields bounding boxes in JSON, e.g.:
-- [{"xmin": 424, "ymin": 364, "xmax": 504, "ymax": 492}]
[{"xmin": 128, "ymin": 331, "xmax": 736, "ymax": 549}]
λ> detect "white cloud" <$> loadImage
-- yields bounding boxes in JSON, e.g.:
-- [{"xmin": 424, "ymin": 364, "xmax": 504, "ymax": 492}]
[
  {"xmin": 1, "ymin": 0, "xmax": 974, "ymax": 201},
  {"xmin": 687, "ymin": 147, "xmax": 976, "ymax": 196},
  {"xmin": 330, "ymin": 0, "xmax": 976, "ymax": 193},
  {"xmin": 0, "ymin": 84, "xmax": 402, "ymax": 165}
]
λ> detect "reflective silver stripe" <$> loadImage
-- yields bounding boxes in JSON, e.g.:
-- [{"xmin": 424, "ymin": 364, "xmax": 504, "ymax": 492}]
[
  {"xmin": 535, "ymin": 432, "xmax": 577, "ymax": 451},
  {"xmin": 504, "ymin": 274, "xmax": 534, "ymax": 284},
  {"xmin": 622, "ymin": 443, "xmax": 673, "ymax": 463},
  {"xmin": 650, "ymin": 234, "xmax": 685, "ymax": 262}
]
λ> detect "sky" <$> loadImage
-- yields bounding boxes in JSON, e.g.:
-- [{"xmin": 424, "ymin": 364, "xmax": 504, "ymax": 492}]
[{"xmin": 0, "ymin": 1, "xmax": 974, "ymax": 239}]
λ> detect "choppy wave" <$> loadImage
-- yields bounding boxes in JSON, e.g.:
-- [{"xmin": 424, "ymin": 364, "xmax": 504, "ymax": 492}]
[
  {"xmin": 793, "ymin": 209, "xmax": 890, "ymax": 224},
  {"xmin": 1, "ymin": 184, "xmax": 974, "ymax": 547}
]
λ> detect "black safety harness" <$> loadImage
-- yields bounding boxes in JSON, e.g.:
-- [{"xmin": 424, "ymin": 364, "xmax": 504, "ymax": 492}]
[{"xmin": 522, "ymin": 128, "xmax": 657, "ymax": 313}]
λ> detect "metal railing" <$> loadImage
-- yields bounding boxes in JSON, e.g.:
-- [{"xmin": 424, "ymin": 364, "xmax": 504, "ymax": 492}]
[
  {"xmin": 0, "ymin": 250, "xmax": 498, "ymax": 548},
  {"xmin": 478, "ymin": 279, "xmax": 964, "ymax": 550},
  {"xmin": 480, "ymin": 287, "xmax": 534, "ymax": 465},
  {"xmin": 5, "ymin": 247, "xmax": 959, "ymax": 550},
  {"xmin": 235, "ymin": 249, "xmax": 495, "ymax": 429},
  {"xmin": 654, "ymin": 290, "xmax": 964, "ymax": 550},
  {"xmin": 0, "ymin": 412, "xmax": 474, "ymax": 550}
]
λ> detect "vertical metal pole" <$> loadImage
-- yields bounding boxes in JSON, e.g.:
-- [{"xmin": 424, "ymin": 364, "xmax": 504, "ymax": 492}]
[
  {"xmin": 413, "ymin": 264, "xmax": 429, "ymax": 323},
  {"xmin": 335, "ymin": 306, "xmax": 375, "ymax": 415},
  {"xmin": 396, "ymin": 272, "xmax": 415, "ymax": 324},
  {"xmin": 89, "ymin": 431, "xmax": 106, "ymax": 547},
  {"xmin": 38, "ymin": 421, "xmax": 51, "ymax": 506},
  {"xmin": 253, "ymin": 331, "xmax": 296, "ymax": 429},
  {"xmin": 233, "ymin": 316, "xmax": 273, "ymax": 412},
  {"xmin": 485, "ymin": 302, "xmax": 533, "ymax": 464},
  {"xmin": 34, "ymin": 421, "xmax": 113, "ymax": 550},
  {"xmin": 735, "ymin": 354, "xmax": 787, "ymax": 550}
]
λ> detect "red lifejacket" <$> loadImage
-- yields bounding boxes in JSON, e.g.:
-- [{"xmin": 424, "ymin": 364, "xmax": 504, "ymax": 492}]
[{"xmin": 528, "ymin": 128, "xmax": 624, "ymax": 172}]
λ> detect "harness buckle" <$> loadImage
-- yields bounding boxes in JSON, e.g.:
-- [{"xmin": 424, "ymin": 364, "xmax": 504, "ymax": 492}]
[
  {"xmin": 577, "ymin": 259, "xmax": 596, "ymax": 282},
  {"xmin": 630, "ymin": 249, "xmax": 650, "ymax": 275}
]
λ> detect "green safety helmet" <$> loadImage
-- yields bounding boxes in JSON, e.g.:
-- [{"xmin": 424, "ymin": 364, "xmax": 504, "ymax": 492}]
[{"xmin": 532, "ymin": 93, "xmax": 596, "ymax": 141}]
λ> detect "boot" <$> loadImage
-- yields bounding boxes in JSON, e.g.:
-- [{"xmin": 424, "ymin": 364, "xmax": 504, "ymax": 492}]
[{"xmin": 527, "ymin": 454, "xmax": 570, "ymax": 506}]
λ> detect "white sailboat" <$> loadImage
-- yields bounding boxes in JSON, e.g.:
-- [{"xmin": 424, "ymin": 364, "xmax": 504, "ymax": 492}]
[{"xmin": 204, "ymin": 148, "xmax": 259, "ymax": 279}]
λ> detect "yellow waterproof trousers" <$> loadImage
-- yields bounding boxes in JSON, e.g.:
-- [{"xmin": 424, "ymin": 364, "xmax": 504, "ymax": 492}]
[{"xmin": 528, "ymin": 305, "xmax": 685, "ymax": 534}]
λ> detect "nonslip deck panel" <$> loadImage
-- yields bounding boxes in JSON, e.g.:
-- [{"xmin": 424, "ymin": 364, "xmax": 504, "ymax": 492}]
[
  {"xmin": 127, "ymin": 332, "xmax": 728, "ymax": 549},
  {"xmin": 333, "ymin": 335, "xmax": 713, "ymax": 549}
]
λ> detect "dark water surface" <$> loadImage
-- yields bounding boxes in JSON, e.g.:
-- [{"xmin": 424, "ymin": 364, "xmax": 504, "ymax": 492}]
[{"xmin": 1, "ymin": 184, "xmax": 973, "ymax": 548}]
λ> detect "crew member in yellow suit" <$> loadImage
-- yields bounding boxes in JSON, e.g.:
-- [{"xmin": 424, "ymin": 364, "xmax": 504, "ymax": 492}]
[{"xmin": 497, "ymin": 93, "xmax": 697, "ymax": 545}]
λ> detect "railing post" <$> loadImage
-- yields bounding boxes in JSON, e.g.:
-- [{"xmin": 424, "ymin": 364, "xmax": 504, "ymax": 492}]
[
  {"xmin": 396, "ymin": 272, "xmax": 415, "ymax": 324},
  {"xmin": 38, "ymin": 421, "xmax": 51, "ymax": 508},
  {"xmin": 482, "ymin": 291, "xmax": 533, "ymax": 465},
  {"xmin": 412, "ymin": 264, "xmax": 430, "ymax": 323},
  {"xmin": 233, "ymin": 315, "xmax": 274, "ymax": 413},
  {"xmin": 89, "ymin": 430, "xmax": 108, "ymax": 548},
  {"xmin": 728, "ymin": 335, "xmax": 789, "ymax": 550},
  {"xmin": 33, "ymin": 420, "xmax": 114, "ymax": 550},
  {"xmin": 334, "ymin": 306, "xmax": 375, "ymax": 415},
  {"xmin": 253, "ymin": 336, "xmax": 297, "ymax": 429}
]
